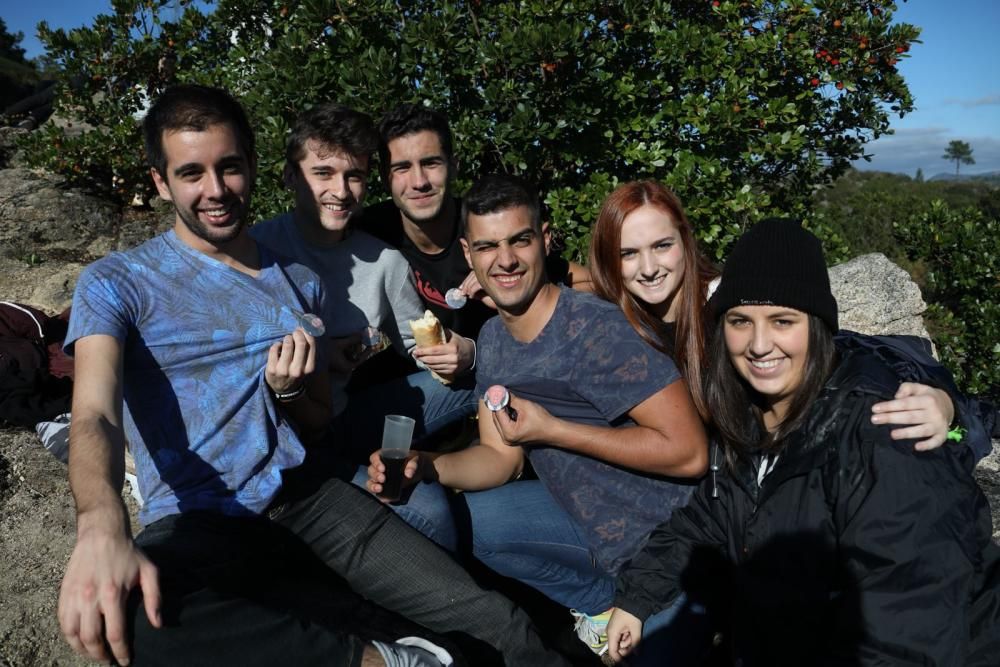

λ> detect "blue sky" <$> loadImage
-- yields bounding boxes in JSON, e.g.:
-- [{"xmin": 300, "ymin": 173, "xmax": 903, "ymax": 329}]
[{"xmin": 5, "ymin": 1, "xmax": 998, "ymax": 176}]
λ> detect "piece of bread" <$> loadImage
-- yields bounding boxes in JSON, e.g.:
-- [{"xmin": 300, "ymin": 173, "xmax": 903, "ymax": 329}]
[
  {"xmin": 410, "ymin": 310, "xmax": 446, "ymax": 348},
  {"xmin": 409, "ymin": 310, "xmax": 450, "ymax": 384}
]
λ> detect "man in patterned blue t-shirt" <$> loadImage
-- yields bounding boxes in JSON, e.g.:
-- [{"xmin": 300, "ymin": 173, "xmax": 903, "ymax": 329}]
[
  {"xmin": 368, "ymin": 174, "xmax": 710, "ymax": 660},
  {"xmin": 55, "ymin": 86, "xmax": 565, "ymax": 667}
]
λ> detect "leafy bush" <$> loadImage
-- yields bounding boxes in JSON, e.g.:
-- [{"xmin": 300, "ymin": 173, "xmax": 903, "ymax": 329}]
[
  {"xmin": 892, "ymin": 201, "xmax": 1000, "ymax": 400},
  {"xmin": 810, "ymin": 168, "xmax": 999, "ymax": 259},
  {"xmin": 1, "ymin": 18, "xmax": 40, "ymax": 111},
  {"xmin": 21, "ymin": 0, "xmax": 917, "ymax": 261}
]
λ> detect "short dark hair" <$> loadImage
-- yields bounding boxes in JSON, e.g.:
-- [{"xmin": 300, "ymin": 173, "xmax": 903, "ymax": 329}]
[
  {"xmin": 377, "ymin": 104, "xmax": 453, "ymax": 179},
  {"xmin": 705, "ymin": 313, "xmax": 837, "ymax": 470},
  {"xmin": 285, "ymin": 103, "xmax": 377, "ymax": 169},
  {"xmin": 143, "ymin": 85, "xmax": 254, "ymax": 178},
  {"xmin": 460, "ymin": 174, "xmax": 542, "ymax": 237}
]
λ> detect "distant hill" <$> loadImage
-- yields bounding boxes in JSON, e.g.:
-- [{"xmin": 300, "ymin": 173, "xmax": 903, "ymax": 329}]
[{"xmin": 928, "ymin": 171, "xmax": 1000, "ymax": 184}]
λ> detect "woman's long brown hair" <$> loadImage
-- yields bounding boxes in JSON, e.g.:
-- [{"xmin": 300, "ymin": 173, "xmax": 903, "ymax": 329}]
[{"xmin": 589, "ymin": 181, "xmax": 718, "ymax": 419}]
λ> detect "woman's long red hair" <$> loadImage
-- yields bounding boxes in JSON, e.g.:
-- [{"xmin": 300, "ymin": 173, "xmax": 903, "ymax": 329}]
[{"xmin": 589, "ymin": 181, "xmax": 717, "ymax": 419}]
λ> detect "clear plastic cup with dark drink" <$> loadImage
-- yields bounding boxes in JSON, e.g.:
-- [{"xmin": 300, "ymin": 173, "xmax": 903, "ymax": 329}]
[
  {"xmin": 379, "ymin": 449, "xmax": 410, "ymax": 502},
  {"xmin": 378, "ymin": 415, "xmax": 416, "ymax": 502}
]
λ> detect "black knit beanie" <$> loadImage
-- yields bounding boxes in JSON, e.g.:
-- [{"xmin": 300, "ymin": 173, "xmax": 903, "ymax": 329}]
[{"xmin": 710, "ymin": 218, "xmax": 838, "ymax": 332}]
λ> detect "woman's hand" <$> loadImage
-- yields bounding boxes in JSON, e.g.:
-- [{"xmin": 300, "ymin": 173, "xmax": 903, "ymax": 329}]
[{"xmin": 607, "ymin": 607, "xmax": 643, "ymax": 663}]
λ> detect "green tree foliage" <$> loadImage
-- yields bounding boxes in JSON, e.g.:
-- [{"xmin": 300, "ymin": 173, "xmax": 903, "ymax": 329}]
[
  {"xmin": 0, "ymin": 17, "xmax": 38, "ymax": 109},
  {"xmin": 811, "ymin": 168, "xmax": 996, "ymax": 259},
  {"xmin": 813, "ymin": 170, "xmax": 1000, "ymax": 398},
  {"xmin": 22, "ymin": 0, "xmax": 918, "ymax": 261},
  {"xmin": 0, "ymin": 17, "xmax": 28, "ymax": 62},
  {"xmin": 942, "ymin": 139, "xmax": 975, "ymax": 176},
  {"xmin": 892, "ymin": 201, "xmax": 999, "ymax": 400}
]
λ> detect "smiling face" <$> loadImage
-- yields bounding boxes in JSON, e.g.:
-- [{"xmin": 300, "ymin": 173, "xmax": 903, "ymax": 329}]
[
  {"xmin": 619, "ymin": 204, "xmax": 686, "ymax": 321},
  {"xmin": 460, "ymin": 205, "xmax": 550, "ymax": 315},
  {"xmin": 151, "ymin": 123, "xmax": 254, "ymax": 252},
  {"xmin": 385, "ymin": 130, "xmax": 452, "ymax": 225},
  {"xmin": 724, "ymin": 305, "xmax": 810, "ymax": 425},
  {"xmin": 290, "ymin": 140, "xmax": 368, "ymax": 244}
]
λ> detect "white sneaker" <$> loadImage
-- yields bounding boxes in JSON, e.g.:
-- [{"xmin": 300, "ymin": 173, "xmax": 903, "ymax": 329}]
[
  {"xmin": 372, "ymin": 636, "xmax": 454, "ymax": 667},
  {"xmin": 394, "ymin": 637, "xmax": 454, "ymax": 665},
  {"xmin": 570, "ymin": 608, "xmax": 612, "ymax": 657}
]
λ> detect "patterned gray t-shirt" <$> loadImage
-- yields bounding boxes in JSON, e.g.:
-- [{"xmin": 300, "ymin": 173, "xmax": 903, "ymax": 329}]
[{"xmin": 475, "ymin": 287, "xmax": 697, "ymax": 573}]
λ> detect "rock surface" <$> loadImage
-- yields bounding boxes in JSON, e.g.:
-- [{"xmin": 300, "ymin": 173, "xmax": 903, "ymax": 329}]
[
  {"xmin": 0, "ymin": 163, "xmax": 996, "ymax": 666},
  {"xmin": 829, "ymin": 253, "xmax": 931, "ymax": 338},
  {"xmin": 0, "ymin": 168, "xmax": 119, "ymax": 261}
]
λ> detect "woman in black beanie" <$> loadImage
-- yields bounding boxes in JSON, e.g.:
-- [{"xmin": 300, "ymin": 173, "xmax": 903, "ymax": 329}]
[{"xmin": 606, "ymin": 219, "xmax": 1000, "ymax": 665}]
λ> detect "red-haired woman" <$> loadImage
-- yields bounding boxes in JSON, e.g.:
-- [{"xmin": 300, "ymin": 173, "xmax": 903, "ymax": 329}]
[
  {"xmin": 588, "ymin": 183, "xmax": 993, "ymax": 662},
  {"xmin": 589, "ymin": 180, "xmax": 958, "ymax": 444}
]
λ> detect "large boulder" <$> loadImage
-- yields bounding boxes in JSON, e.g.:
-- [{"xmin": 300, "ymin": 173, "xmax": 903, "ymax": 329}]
[
  {"xmin": 0, "ymin": 127, "xmax": 29, "ymax": 169},
  {"xmin": 0, "ymin": 168, "xmax": 119, "ymax": 261},
  {"xmin": 0, "ymin": 167, "xmax": 171, "ymax": 312},
  {"xmin": 829, "ymin": 253, "xmax": 930, "ymax": 339}
]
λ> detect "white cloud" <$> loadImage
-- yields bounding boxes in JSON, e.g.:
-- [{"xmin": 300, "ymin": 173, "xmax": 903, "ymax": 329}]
[
  {"xmin": 852, "ymin": 128, "xmax": 1000, "ymax": 176},
  {"xmin": 943, "ymin": 93, "xmax": 1000, "ymax": 108}
]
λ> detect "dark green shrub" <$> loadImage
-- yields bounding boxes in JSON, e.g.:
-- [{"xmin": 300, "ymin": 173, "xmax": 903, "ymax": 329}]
[
  {"xmin": 21, "ymin": 0, "xmax": 918, "ymax": 261},
  {"xmin": 892, "ymin": 201, "xmax": 1000, "ymax": 400},
  {"xmin": 810, "ymin": 168, "xmax": 999, "ymax": 260}
]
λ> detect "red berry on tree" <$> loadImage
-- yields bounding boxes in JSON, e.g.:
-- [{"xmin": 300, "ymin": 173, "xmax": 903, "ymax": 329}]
[
  {"xmin": 810, "ymin": 78, "xmax": 820, "ymax": 87},
  {"xmin": 836, "ymin": 81, "xmax": 844, "ymax": 90}
]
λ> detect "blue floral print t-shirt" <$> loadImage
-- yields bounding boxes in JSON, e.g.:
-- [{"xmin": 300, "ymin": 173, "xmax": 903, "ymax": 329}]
[{"xmin": 66, "ymin": 230, "xmax": 325, "ymax": 527}]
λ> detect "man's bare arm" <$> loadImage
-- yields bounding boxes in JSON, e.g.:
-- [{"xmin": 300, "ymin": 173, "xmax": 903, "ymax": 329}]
[
  {"xmin": 367, "ymin": 402, "xmax": 523, "ymax": 497},
  {"xmin": 67, "ymin": 335, "xmax": 128, "ymax": 524},
  {"xmin": 428, "ymin": 402, "xmax": 525, "ymax": 489},
  {"xmin": 58, "ymin": 334, "xmax": 161, "ymax": 666},
  {"xmin": 492, "ymin": 381, "xmax": 709, "ymax": 478}
]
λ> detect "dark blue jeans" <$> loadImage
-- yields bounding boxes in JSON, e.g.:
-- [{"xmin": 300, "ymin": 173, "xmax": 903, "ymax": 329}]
[
  {"xmin": 130, "ymin": 464, "xmax": 567, "ymax": 666},
  {"xmin": 463, "ymin": 480, "xmax": 615, "ymax": 614},
  {"xmin": 390, "ymin": 478, "xmax": 709, "ymax": 661}
]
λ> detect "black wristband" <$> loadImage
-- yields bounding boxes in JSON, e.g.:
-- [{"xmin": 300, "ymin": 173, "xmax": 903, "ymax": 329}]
[{"xmin": 273, "ymin": 384, "xmax": 306, "ymax": 402}]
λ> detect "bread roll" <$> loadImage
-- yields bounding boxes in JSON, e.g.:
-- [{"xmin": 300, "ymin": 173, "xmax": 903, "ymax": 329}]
[
  {"xmin": 409, "ymin": 310, "xmax": 449, "ymax": 384},
  {"xmin": 410, "ymin": 310, "xmax": 446, "ymax": 348}
]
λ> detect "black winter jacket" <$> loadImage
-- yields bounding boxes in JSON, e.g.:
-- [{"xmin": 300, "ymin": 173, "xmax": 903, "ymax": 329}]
[{"xmin": 614, "ymin": 346, "xmax": 1000, "ymax": 666}]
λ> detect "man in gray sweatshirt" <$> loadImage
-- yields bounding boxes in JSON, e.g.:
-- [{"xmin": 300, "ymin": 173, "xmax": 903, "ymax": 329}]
[{"xmin": 251, "ymin": 104, "xmax": 478, "ymax": 468}]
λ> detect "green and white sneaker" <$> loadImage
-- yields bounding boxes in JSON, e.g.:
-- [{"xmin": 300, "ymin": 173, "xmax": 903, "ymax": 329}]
[{"xmin": 571, "ymin": 608, "xmax": 613, "ymax": 658}]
